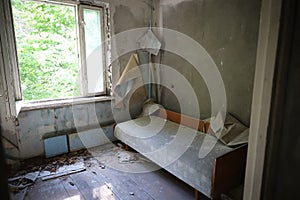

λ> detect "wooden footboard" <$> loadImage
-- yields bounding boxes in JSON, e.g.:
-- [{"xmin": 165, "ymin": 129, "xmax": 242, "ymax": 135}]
[{"xmin": 211, "ymin": 144, "xmax": 248, "ymax": 199}]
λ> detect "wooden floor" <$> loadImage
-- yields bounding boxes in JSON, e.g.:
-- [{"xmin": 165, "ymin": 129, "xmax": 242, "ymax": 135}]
[
  {"xmin": 23, "ymin": 165, "xmax": 201, "ymax": 200},
  {"xmin": 9, "ymin": 144, "xmax": 242, "ymax": 200}
]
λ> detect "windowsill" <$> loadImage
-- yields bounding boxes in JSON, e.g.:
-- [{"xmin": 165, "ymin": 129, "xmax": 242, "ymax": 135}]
[{"xmin": 16, "ymin": 96, "xmax": 114, "ymax": 114}]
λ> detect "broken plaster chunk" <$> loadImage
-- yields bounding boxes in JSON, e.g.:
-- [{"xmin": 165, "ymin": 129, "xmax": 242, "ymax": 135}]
[
  {"xmin": 69, "ymin": 181, "xmax": 75, "ymax": 186},
  {"xmin": 100, "ymin": 165, "xmax": 106, "ymax": 169},
  {"xmin": 117, "ymin": 151, "xmax": 137, "ymax": 163},
  {"xmin": 117, "ymin": 143, "xmax": 124, "ymax": 148},
  {"xmin": 24, "ymin": 171, "xmax": 39, "ymax": 183}
]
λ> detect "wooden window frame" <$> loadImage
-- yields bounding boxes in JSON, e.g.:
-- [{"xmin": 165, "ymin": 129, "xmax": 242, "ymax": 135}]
[{"xmin": 11, "ymin": 0, "xmax": 111, "ymax": 101}]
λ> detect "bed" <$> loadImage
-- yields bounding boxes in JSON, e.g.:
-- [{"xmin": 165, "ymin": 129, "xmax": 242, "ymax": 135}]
[{"xmin": 114, "ymin": 106, "xmax": 247, "ymax": 199}]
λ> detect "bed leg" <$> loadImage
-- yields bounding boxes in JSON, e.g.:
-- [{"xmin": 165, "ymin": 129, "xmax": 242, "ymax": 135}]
[
  {"xmin": 194, "ymin": 189, "xmax": 199, "ymax": 200},
  {"xmin": 125, "ymin": 144, "xmax": 129, "ymax": 151}
]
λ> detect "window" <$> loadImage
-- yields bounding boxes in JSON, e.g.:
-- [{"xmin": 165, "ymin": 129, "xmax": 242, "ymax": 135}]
[{"xmin": 11, "ymin": 0, "xmax": 109, "ymax": 101}]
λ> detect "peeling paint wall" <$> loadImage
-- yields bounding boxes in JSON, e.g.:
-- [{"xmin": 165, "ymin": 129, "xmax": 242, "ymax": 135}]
[
  {"xmin": 101, "ymin": 0, "xmax": 152, "ymax": 85},
  {"xmin": 159, "ymin": 0, "xmax": 261, "ymax": 125},
  {"xmin": 101, "ymin": 0, "xmax": 152, "ymax": 120},
  {"xmin": 17, "ymin": 101, "xmax": 115, "ymax": 158}
]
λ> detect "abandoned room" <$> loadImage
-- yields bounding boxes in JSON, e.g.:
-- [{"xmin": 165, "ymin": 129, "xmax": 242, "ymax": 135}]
[{"xmin": 1, "ymin": 0, "xmax": 300, "ymax": 199}]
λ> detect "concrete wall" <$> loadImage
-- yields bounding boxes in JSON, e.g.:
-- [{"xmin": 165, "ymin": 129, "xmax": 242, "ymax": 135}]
[{"xmin": 159, "ymin": 0, "xmax": 261, "ymax": 125}]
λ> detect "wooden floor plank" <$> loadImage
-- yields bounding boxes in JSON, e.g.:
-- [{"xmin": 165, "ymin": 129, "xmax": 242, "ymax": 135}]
[
  {"xmin": 24, "ymin": 192, "xmax": 31, "ymax": 200},
  {"xmin": 90, "ymin": 166, "xmax": 154, "ymax": 200},
  {"xmin": 60, "ymin": 176, "xmax": 86, "ymax": 200},
  {"xmin": 70, "ymin": 170, "xmax": 119, "ymax": 200},
  {"xmin": 129, "ymin": 169, "xmax": 197, "ymax": 200},
  {"xmin": 26, "ymin": 178, "xmax": 69, "ymax": 200}
]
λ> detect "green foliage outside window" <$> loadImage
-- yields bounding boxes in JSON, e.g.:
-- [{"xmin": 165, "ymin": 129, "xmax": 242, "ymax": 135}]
[{"xmin": 12, "ymin": 0, "xmax": 80, "ymax": 101}]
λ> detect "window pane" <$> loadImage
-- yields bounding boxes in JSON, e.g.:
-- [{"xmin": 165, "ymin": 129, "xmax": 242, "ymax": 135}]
[
  {"xmin": 11, "ymin": 0, "xmax": 80, "ymax": 100},
  {"xmin": 83, "ymin": 8, "xmax": 104, "ymax": 94}
]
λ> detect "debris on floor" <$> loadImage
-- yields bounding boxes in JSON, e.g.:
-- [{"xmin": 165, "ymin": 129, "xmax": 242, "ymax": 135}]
[
  {"xmin": 8, "ymin": 149, "xmax": 92, "ymax": 200},
  {"xmin": 100, "ymin": 164, "xmax": 106, "ymax": 169},
  {"xmin": 8, "ymin": 142, "xmax": 153, "ymax": 200},
  {"xmin": 9, "ymin": 171, "xmax": 39, "ymax": 200},
  {"xmin": 40, "ymin": 162, "xmax": 86, "ymax": 181},
  {"xmin": 117, "ymin": 151, "xmax": 137, "ymax": 163},
  {"xmin": 114, "ymin": 147, "xmax": 151, "ymax": 164},
  {"xmin": 116, "ymin": 143, "xmax": 124, "ymax": 148},
  {"xmin": 9, "ymin": 171, "xmax": 39, "ymax": 191}
]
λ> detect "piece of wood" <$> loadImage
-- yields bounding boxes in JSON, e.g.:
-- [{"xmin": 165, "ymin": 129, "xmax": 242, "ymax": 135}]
[
  {"xmin": 154, "ymin": 108, "xmax": 206, "ymax": 132},
  {"xmin": 194, "ymin": 189, "xmax": 199, "ymax": 200},
  {"xmin": 243, "ymin": 0, "xmax": 282, "ymax": 198},
  {"xmin": 205, "ymin": 122, "xmax": 210, "ymax": 133},
  {"xmin": 8, "ymin": 175, "xmax": 23, "ymax": 182},
  {"xmin": 42, "ymin": 167, "xmax": 86, "ymax": 181},
  {"xmin": 211, "ymin": 145, "xmax": 248, "ymax": 199}
]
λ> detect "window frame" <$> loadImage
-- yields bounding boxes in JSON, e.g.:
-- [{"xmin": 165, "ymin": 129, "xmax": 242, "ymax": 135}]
[
  {"xmin": 78, "ymin": 4, "xmax": 107, "ymax": 97},
  {"xmin": 11, "ymin": 0, "xmax": 111, "ymax": 101}
]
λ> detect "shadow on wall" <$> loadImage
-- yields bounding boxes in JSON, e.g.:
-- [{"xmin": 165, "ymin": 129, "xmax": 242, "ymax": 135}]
[{"xmin": 159, "ymin": 0, "xmax": 261, "ymax": 126}]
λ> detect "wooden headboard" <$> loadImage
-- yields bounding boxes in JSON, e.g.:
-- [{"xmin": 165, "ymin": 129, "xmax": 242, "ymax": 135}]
[{"xmin": 152, "ymin": 108, "xmax": 208, "ymax": 133}]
